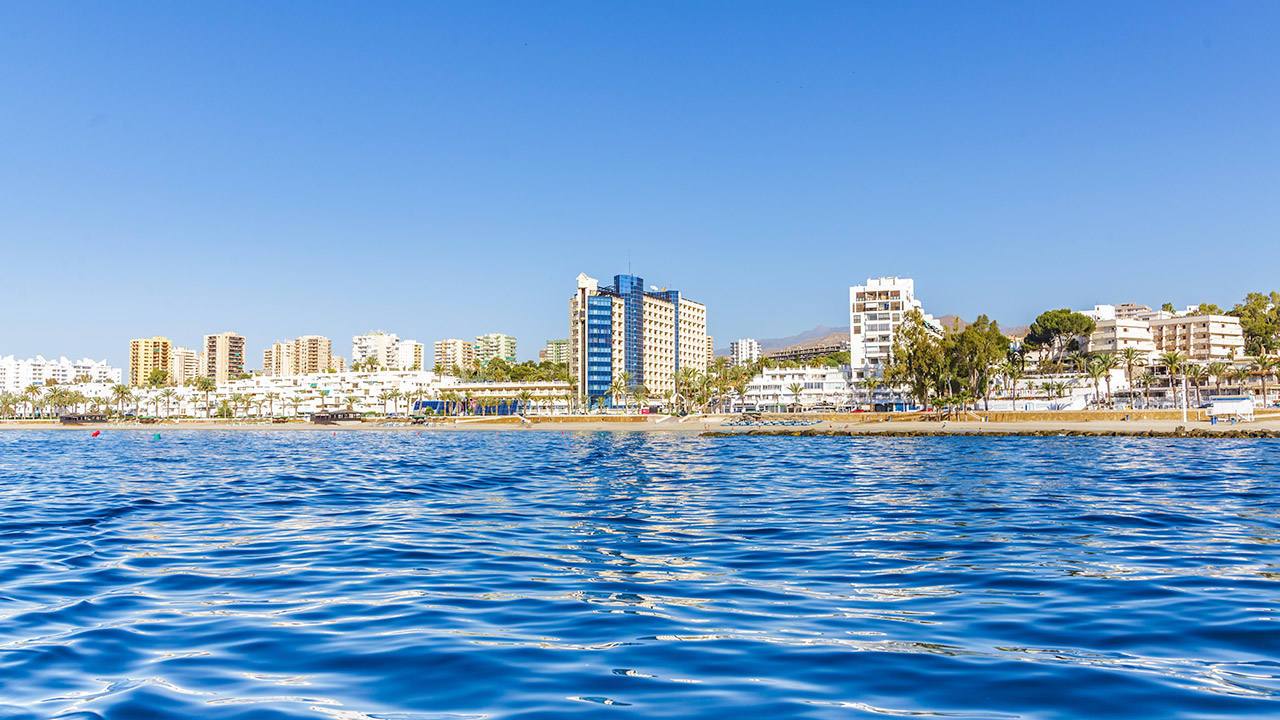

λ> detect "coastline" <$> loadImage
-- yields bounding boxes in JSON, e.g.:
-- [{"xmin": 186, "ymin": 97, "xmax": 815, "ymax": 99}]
[{"xmin": 3, "ymin": 416, "xmax": 1280, "ymax": 437}]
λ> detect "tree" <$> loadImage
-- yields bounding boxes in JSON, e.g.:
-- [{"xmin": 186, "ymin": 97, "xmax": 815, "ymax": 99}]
[
  {"xmin": 1117, "ymin": 348, "xmax": 1147, "ymax": 405},
  {"xmin": 787, "ymin": 382, "xmax": 805, "ymax": 411},
  {"xmin": 1207, "ymin": 362, "xmax": 1230, "ymax": 396},
  {"xmin": 1159, "ymin": 351, "xmax": 1185, "ymax": 406},
  {"xmin": 193, "ymin": 376, "xmax": 217, "ymax": 418},
  {"xmin": 1092, "ymin": 353, "xmax": 1118, "ymax": 407},
  {"xmin": 111, "ymin": 384, "xmax": 132, "ymax": 417},
  {"xmin": 885, "ymin": 309, "xmax": 945, "ymax": 409},
  {"xmin": 1086, "ymin": 356, "xmax": 1108, "ymax": 408},
  {"xmin": 160, "ymin": 388, "xmax": 177, "ymax": 417},
  {"xmin": 1230, "ymin": 291, "xmax": 1280, "ymax": 357},
  {"xmin": 1251, "ymin": 355, "xmax": 1278, "ymax": 406},
  {"xmin": 1025, "ymin": 309, "xmax": 1096, "ymax": 368},
  {"xmin": 146, "ymin": 367, "xmax": 170, "ymax": 389},
  {"xmin": 265, "ymin": 392, "xmax": 280, "ymax": 417}
]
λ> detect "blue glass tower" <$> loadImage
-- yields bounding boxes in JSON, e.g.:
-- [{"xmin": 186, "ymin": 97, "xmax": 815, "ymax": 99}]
[
  {"xmin": 613, "ymin": 274, "xmax": 646, "ymax": 389},
  {"xmin": 584, "ymin": 295, "xmax": 614, "ymax": 402}
]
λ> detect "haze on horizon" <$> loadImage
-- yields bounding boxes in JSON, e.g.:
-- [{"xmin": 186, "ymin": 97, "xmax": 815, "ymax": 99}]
[{"xmin": 2, "ymin": 2, "xmax": 1277, "ymax": 368}]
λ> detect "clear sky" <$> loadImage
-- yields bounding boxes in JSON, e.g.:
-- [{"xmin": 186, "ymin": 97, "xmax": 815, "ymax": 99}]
[{"xmin": 2, "ymin": 1, "xmax": 1277, "ymax": 370}]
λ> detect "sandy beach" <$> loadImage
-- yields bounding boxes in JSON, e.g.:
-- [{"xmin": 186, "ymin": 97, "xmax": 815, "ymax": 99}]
[{"xmin": 4, "ymin": 415, "xmax": 1280, "ymax": 437}]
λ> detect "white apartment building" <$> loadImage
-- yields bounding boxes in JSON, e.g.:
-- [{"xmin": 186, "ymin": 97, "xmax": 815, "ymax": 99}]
[
  {"xmin": 569, "ymin": 272, "xmax": 709, "ymax": 405},
  {"xmin": 474, "ymin": 333, "xmax": 517, "ymax": 365},
  {"xmin": 849, "ymin": 276, "xmax": 942, "ymax": 380},
  {"xmin": 0, "ymin": 355, "xmax": 123, "ymax": 393},
  {"xmin": 397, "ymin": 340, "xmax": 425, "ymax": 371},
  {"xmin": 1150, "ymin": 314, "xmax": 1246, "ymax": 362},
  {"xmin": 434, "ymin": 338, "xmax": 476, "ymax": 370},
  {"xmin": 734, "ymin": 366, "xmax": 851, "ymax": 412},
  {"xmin": 538, "ymin": 339, "xmax": 570, "ymax": 364},
  {"xmin": 170, "ymin": 347, "xmax": 202, "ymax": 385},
  {"xmin": 729, "ymin": 338, "xmax": 761, "ymax": 366},
  {"xmin": 352, "ymin": 331, "xmax": 401, "ymax": 369},
  {"xmin": 1081, "ymin": 305, "xmax": 1157, "ymax": 358}
]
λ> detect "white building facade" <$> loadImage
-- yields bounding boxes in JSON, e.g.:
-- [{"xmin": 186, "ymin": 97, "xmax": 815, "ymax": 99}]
[
  {"xmin": 849, "ymin": 276, "xmax": 942, "ymax": 381},
  {"xmin": 735, "ymin": 366, "xmax": 851, "ymax": 413},
  {"xmin": 0, "ymin": 355, "xmax": 123, "ymax": 393},
  {"xmin": 729, "ymin": 338, "xmax": 761, "ymax": 366}
]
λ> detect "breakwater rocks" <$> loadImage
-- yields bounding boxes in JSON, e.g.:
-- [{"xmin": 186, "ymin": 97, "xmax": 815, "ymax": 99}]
[{"xmin": 703, "ymin": 427, "xmax": 1280, "ymax": 439}]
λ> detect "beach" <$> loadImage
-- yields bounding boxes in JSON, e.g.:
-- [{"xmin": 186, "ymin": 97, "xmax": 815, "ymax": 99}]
[{"xmin": 5, "ymin": 413, "xmax": 1280, "ymax": 436}]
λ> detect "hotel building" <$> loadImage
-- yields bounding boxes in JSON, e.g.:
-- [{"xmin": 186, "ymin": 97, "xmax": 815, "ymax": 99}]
[
  {"xmin": 729, "ymin": 338, "xmax": 761, "ymax": 366},
  {"xmin": 263, "ymin": 335, "xmax": 337, "ymax": 377},
  {"xmin": 1150, "ymin": 314, "xmax": 1246, "ymax": 362},
  {"xmin": 848, "ymin": 277, "xmax": 941, "ymax": 380},
  {"xmin": 539, "ymin": 339, "xmax": 570, "ymax": 364},
  {"xmin": 474, "ymin": 333, "xmax": 517, "ymax": 365},
  {"xmin": 352, "ymin": 331, "xmax": 401, "ymax": 369},
  {"xmin": 569, "ymin": 272, "xmax": 708, "ymax": 404},
  {"xmin": 203, "ymin": 331, "xmax": 246, "ymax": 385},
  {"xmin": 434, "ymin": 338, "xmax": 476, "ymax": 371},
  {"xmin": 1082, "ymin": 305, "xmax": 1157, "ymax": 357},
  {"xmin": 130, "ymin": 336, "xmax": 173, "ymax": 387},
  {"xmin": 397, "ymin": 340, "xmax": 425, "ymax": 371},
  {"xmin": 170, "ymin": 346, "xmax": 202, "ymax": 385}
]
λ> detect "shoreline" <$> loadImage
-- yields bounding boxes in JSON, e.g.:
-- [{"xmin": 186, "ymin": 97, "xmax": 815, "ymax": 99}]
[{"xmin": 3, "ymin": 417, "xmax": 1279, "ymax": 438}]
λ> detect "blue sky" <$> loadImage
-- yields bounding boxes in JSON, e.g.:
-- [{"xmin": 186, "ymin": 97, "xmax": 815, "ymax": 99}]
[{"xmin": 2, "ymin": 1, "xmax": 1277, "ymax": 368}]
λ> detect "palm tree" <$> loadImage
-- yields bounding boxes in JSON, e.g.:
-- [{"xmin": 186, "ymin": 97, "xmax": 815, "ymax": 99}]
[
  {"xmin": 111, "ymin": 384, "xmax": 132, "ymax": 418},
  {"xmin": 193, "ymin": 376, "xmax": 217, "ymax": 418},
  {"xmin": 1207, "ymin": 362, "xmax": 1230, "ymax": 397},
  {"xmin": 1093, "ymin": 353, "xmax": 1118, "ymax": 407},
  {"xmin": 1251, "ymin": 355, "xmax": 1278, "ymax": 407},
  {"xmin": 265, "ymin": 392, "xmax": 280, "ymax": 418},
  {"xmin": 1085, "ymin": 356, "xmax": 1108, "ymax": 408},
  {"xmin": 1117, "ymin": 348, "xmax": 1146, "ymax": 406},
  {"xmin": 388, "ymin": 389, "xmax": 404, "ymax": 416},
  {"xmin": 608, "ymin": 372, "xmax": 632, "ymax": 411},
  {"xmin": 23, "ymin": 384, "xmax": 42, "ymax": 419},
  {"xmin": 787, "ymin": 382, "xmax": 804, "ymax": 412},
  {"xmin": 160, "ymin": 388, "xmax": 177, "ymax": 417},
  {"xmin": 516, "ymin": 390, "xmax": 533, "ymax": 416},
  {"xmin": 1185, "ymin": 364, "xmax": 1209, "ymax": 407},
  {"xmin": 1159, "ymin": 351, "xmax": 1185, "ymax": 407}
]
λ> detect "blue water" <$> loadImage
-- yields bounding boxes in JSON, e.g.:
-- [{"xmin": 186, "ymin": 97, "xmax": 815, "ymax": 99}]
[{"xmin": 0, "ymin": 431, "xmax": 1277, "ymax": 719}]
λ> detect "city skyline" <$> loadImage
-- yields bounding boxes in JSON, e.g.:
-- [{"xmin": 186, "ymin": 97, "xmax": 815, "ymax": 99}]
[{"xmin": 4, "ymin": 3, "xmax": 1278, "ymax": 369}]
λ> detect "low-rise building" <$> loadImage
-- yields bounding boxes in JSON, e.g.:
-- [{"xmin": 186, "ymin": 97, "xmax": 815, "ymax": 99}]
[
  {"xmin": 735, "ymin": 366, "xmax": 851, "ymax": 413},
  {"xmin": 1150, "ymin": 314, "xmax": 1246, "ymax": 362},
  {"xmin": 0, "ymin": 355, "xmax": 123, "ymax": 392}
]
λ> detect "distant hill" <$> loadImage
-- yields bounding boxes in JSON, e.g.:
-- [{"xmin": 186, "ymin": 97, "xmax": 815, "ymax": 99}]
[{"xmin": 717, "ymin": 316, "xmax": 1027, "ymax": 356}]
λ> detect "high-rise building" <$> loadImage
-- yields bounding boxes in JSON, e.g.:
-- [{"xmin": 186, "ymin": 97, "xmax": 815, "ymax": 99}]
[
  {"xmin": 706, "ymin": 336, "xmax": 715, "ymax": 365},
  {"xmin": 170, "ymin": 346, "xmax": 201, "ymax": 385},
  {"xmin": 130, "ymin": 336, "xmax": 173, "ymax": 387},
  {"xmin": 434, "ymin": 339, "xmax": 476, "ymax": 372},
  {"xmin": 729, "ymin": 338, "xmax": 761, "ymax": 366},
  {"xmin": 397, "ymin": 340, "xmax": 425, "ymax": 371},
  {"xmin": 474, "ymin": 333, "xmax": 517, "ymax": 365},
  {"xmin": 352, "ymin": 331, "xmax": 401, "ymax": 370},
  {"xmin": 848, "ymin": 277, "xmax": 941, "ymax": 380},
  {"xmin": 263, "ymin": 335, "xmax": 336, "ymax": 377},
  {"xmin": 203, "ymin": 331, "xmax": 246, "ymax": 385},
  {"xmin": 539, "ymin": 339, "xmax": 570, "ymax": 364},
  {"xmin": 569, "ymin": 272, "xmax": 708, "ymax": 405},
  {"xmin": 263, "ymin": 342, "xmax": 293, "ymax": 378}
]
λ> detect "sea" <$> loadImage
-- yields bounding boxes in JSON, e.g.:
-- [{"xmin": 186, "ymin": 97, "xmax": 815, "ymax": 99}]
[{"xmin": 0, "ymin": 430, "xmax": 1276, "ymax": 718}]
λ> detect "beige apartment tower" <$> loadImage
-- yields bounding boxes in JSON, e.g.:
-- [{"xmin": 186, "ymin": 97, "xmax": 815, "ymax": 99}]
[
  {"xmin": 129, "ymin": 336, "xmax": 173, "ymax": 387},
  {"xmin": 204, "ymin": 331, "xmax": 246, "ymax": 384}
]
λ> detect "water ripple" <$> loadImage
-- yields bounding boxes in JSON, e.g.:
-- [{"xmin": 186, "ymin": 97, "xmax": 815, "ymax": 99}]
[{"xmin": 0, "ymin": 431, "xmax": 1277, "ymax": 718}]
